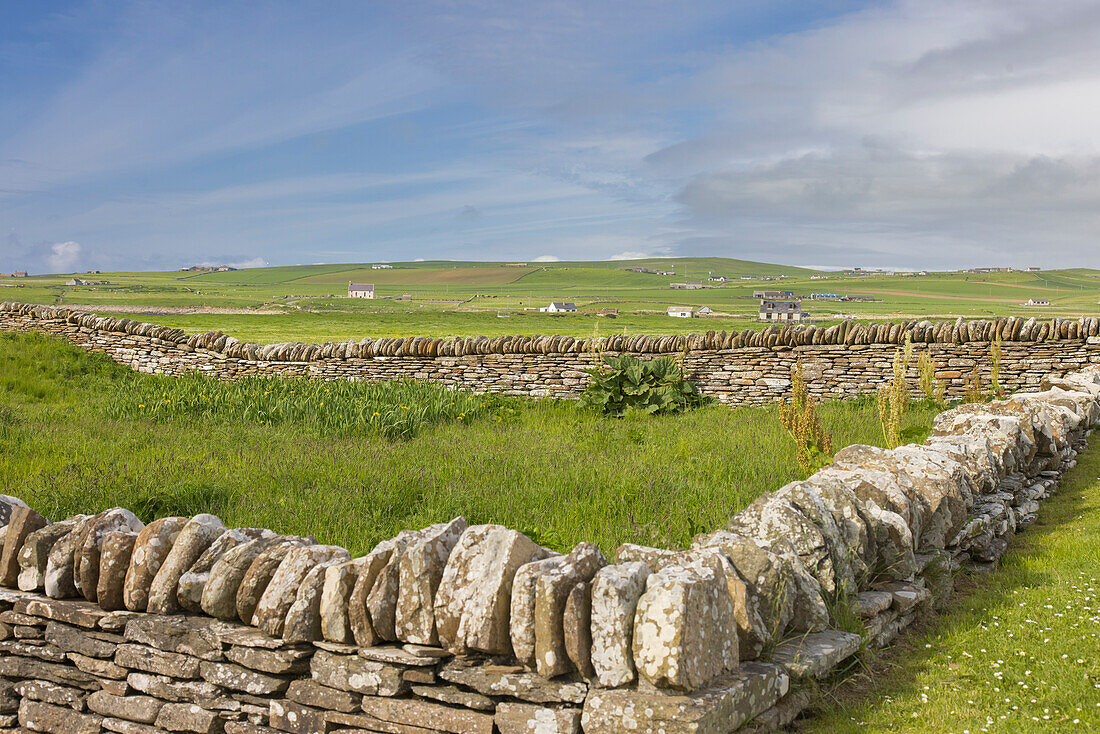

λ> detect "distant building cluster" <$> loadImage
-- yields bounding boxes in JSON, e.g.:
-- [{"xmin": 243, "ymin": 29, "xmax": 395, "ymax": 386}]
[
  {"xmin": 1, "ymin": 272, "xmax": 29, "ymax": 278},
  {"xmin": 540, "ymin": 302, "xmax": 577, "ymax": 313},
  {"xmin": 669, "ymin": 282, "xmax": 703, "ymax": 290},
  {"xmin": 179, "ymin": 265, "xmax": 236, "ymax": 272},
  {"xmin": 626, "ymin": 266, "xmax": 674, "ymax": 275},
  {"xmin": 371, "ymin": 264, "xmax": 393, "ymax": 270},
  {"xmin": 66, "ymin": 278, "xmax": 110, "ymax": 286}
]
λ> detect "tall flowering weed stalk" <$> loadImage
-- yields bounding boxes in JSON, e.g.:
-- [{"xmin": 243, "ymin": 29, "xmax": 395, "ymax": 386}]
[
  {"xmin": 917, "ymin": 349, "xmax": 946, "ymax": 406},
  {"xmin": 877, "ymin": 336, "xmax": 913, "ymax": 448},
  {"xmin": 990, "ymin": 331, "xmax": 1005, "ymax": 398},
  {"xmin": 778, "ymin": 359, "xmax": 833, "ymax": 478}
]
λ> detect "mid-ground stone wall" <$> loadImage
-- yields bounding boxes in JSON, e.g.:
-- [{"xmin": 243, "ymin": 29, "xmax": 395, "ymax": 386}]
[
  {"xmin": 1, "ymin": 300, "xmax": 1100, "ymax": 732},
  {"xmin": 2, "ymin": 302, "xmax": 1100, "ymax": 404}
]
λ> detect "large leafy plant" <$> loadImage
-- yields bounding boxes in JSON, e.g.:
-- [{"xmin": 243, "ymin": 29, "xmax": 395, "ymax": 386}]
[{"xmin": 580, "ymin": 355, "xmax": 706, "ymax": 417}]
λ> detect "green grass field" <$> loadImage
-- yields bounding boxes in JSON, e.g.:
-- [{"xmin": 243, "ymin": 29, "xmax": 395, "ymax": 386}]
[
  {"xmin": 4, "ymin": 258, "xmax": 1098, "ymax": 344},
  {"xmin": 0, "ymin": 330, "xmax": 934, "ymax": 556},
  {"xmin": 804, "ymin": 440, "xmax": 1100, "ymax": 733}
]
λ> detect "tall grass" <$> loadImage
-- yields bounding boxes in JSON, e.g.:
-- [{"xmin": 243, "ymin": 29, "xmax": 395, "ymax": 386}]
[{"xmin": 105, "ymin": 373, "xmax": 489, "ymax": 440}]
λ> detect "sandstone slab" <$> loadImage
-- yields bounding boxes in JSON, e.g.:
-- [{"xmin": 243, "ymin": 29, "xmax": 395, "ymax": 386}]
[
  {"xmin": 96, "ymin": 531, "xmax": 138, "ymax": 611},
  {"xmin": 0, "ymin": 506, "xmax": 48, "ymax": 587},
  {"xmin": 123, "ymin": 517, "xmax": 188, "ymax": 612},
  {"xmin": 253, "ymin": 544, "xmax": 349, "ymax": 636},
  {"xmin": 147, "ymin": 514, "xmax": 228, "ymax": 614},
  {"xmin": 590, "ymin": 561, "xmax": 650, "ymax": 688},
  {"xmin": 178, "ymin": 528, "xmax": 272, "ymax": 614},
  {"xmin": 394, "ymin": 516, "xmax": 468, "ymax": 646}
]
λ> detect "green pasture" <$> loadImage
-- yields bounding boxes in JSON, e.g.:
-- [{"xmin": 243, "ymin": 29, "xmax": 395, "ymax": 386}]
[
  {"xmin": 0, "ymin": 330, "xmax": 934, "ymax": 556},
  {"xmin": 3, "ymin": 258, "xmax": 1098, "ymax": 344}
]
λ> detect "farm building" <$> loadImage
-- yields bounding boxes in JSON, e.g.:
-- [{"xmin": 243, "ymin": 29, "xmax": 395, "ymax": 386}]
[
  {"xmin": 753, "ymin": 290, "xmax": 795, "ymax": 299},
  {"xmin": 697, "ymin": 306, "xmax": 713, "ymax": 315},
  {"xmin": 540, "ymin": 302, "xmax": 577, "ymax": 313},
  {"xmin": 347, "ymin": 282, "xmax": 375, "ymax": 299},
  {"xmin": 810, "ymin": 292, "xmax": 841, "ymax": 301},
  {"xmin": 66, "ymin": 278, "xmax": 90, "ymax": 286},
  {"xmin": 667, "ymin": 306, "xmax": 695, "ymax": 318},
  {"xmin": 1024, "ymin": 298, "xmax": 1050, "ymax": 306},
  {"xmin": 371, "ymin": 264, "xmax": 393, "ymax": 269},
  {"xmin": 759, "ymin": 299, "xmax": 806, "ymax": 322},
  {"xmin": 11, "ymin": 272, "xmax": 27, "ymax": 278},
  {"xmin": 708, "ymin": 275, "xmax": 727, "ymax": 282},
  {"xmin": 670, "ymin": 282, "xmax": 703, "ymax": 290}
]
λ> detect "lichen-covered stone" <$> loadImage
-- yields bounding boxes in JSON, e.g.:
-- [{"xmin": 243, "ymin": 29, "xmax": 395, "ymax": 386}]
[
  {"xmin": 632, "ymin": 560, "xmax": 738, "ymax": 691},
  {"xmin": 177, "ymin": 528, "xmax": 271, "ymax": 613},
  {"xmin": 252, "ymin": 544, "xmax": 349, "ymax": 636},
  {"xmin": 767, "ymin": 629, "xmax": 862, "ymax": 679},
  {"xmin": 347, "ymin": 539, "xmax": 406, "ymax": 647},
  {"xmin": 200, "ymin": 535, "xmax": 299, "ymax": 620},
  {"xmin": 74, "ymin": 508, "xmax": 144, "ymax": 602},
  {"xmin": 365, "ymin": 530, "xmax": 423, "ymax": 642},
  {"xmin": 360, "ymin": 696, "xmax": 495, "ymax": 734},
  {"xmin": 562, "ymin": 580, "xmax": 595, "ymax": 679},
  {"xmin": 534, "ymin": 542, "xmax": 607, "ymax": 678},
  {"xmin": 147, "ymin": 514, "xmax": 227, "ymax": 614},
  {"xmin": 19, "ymin": 519, "xmax": 83, "ymax": 593},
  {"xmin": 44, "ymin": 517, "xmax": 92, "ymax": 599},
  {"xmin": 590, "ymin": 561, "xmax": 650, "ymax": 687},
  {"xmin": 434, "ymin": 524, "xmax": 551, "ymax": 656},
  {"xmin": 496, "ymin": 702, "xmax": 581, "ymax": 734},
  {"xmin": 235, "ymin": 537, "xmax": 314, "ymax": 625},
  {"xmin": 308, "ymin": 649, "xmax": 407, "ymax": 696},
  {"xmin": 282, "ymin": 558, "xmax": 345, "ymax": 643},
  {"xmin": 0, "ymin": 507, "xmax": 48, "ymax": 588},
  {"xmin": 319, "ymin": 556, "xmax": 368, "ymax": 644},
  {"xmin": 95, "ymin": 531, "xmax": 138, "ymax": 611},
  {"xmin": 511, "ymin": 555, "xmax": 566, "ymax": 669},
  {"xmin": 395, "ymin": 516, "xmax": 467, "ymax": 645},
  {"xmin": 0, "ymin": 495, "xmax": 29, "ymax": 528},
  {"xmin": 581, "ymin": 663, "xmax": 789, "ymax": 734},
  {"xmin": 439, "ymin": 658, "xmax": 587, "ymax": 704},
  {"xmin": 123, "ymin": 517, "xmax": 188, "ymax": 612}
]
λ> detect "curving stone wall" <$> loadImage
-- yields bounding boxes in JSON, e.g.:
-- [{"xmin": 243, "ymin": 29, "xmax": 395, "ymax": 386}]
[
  {"xmin": 2, "ymin": 301, "xmax": 1100, "ymax": 404},
  {"xmin": 0, "ymin": 308, "xmax": 1098, "ymax": 733}
]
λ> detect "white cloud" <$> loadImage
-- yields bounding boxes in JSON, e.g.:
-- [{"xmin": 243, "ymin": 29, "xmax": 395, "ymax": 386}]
[
  {"xmin": 607, "ymin": 250, "xmax": 653, "ymax": 260},
  {"xmin": 46, "ymin": 241, "xmax": 81, "ymax": 272},
  {"xmin": 532, "ymin": 254, "xmax": 561, "ymax": 262}
]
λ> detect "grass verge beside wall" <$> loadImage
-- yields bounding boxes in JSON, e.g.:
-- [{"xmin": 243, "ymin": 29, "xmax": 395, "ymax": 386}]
[{"xmin": 0, "ymin": 331, "xmax": 936, "ymax": 556}]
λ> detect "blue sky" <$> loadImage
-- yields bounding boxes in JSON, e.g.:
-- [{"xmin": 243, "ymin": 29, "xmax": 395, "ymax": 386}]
[{"xmin": 4, "ymin": 1, "xmax": 1100, "ymax": 274}]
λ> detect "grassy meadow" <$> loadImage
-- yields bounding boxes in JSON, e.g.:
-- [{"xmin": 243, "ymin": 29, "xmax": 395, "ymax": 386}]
[
  {"xmin": 3, "ymin": 257, "xmax": 1098, "ymax": 344},
  {"xmin": 804, "ymin": 437, "xmax": 1100, "ymax": 733},
  {"xmin": 0, "ymin": 331, "xmax": 935, "ymax": 556}
]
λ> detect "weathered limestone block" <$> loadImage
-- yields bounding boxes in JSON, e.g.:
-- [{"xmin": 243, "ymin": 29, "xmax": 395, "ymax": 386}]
[
  {"xmin": 284, "ymin": 678, "xmax": 361, "ymax": 712},
  {"xmin": 496, "ymin": 702, "xmax": 581, "ymax": 734},
  {"xmin": 198, "ymin": 660, "xmax": 290, "ymax": 695},
  {"xmin": 123, "ymin": 517, "xmax": 188, "ymax": 612},
  {"xmin": 767, "ymin": 629, "xmax": 862, "ymax": 679},
  {"xmin": 44, "ymin": 517, "xmax": 92, "ymax": 599},
  {"xmin": 200, "ymin": 535, "xmax": 300, "ymax": 620},
  {"xmin": 253, "ymin": 544, "xmax": 349, "ymax": 636},
  {"xmin": 319, "ymin": 557, "xmax": 368, "ymax": 644},
  {"xmin": 19, "ymin": 518, "xmax": 83, "ymax": 592},
  {"xmin": 633, "ymin": 561, "xmax": 738, "ymax": 691},
  {"xmin": 178, "ymin": 528, "xmax": 272, "ymax": 613},
  {"xmin": 364, "ymin": 530, "xmax": 422, "ymax": 643},
  {"xmin": 308, "ymin": 649, "xmax": 407, "ymax": 696},
  {"xmin": 123, "ymin": 615, "xmax": 223, "ymax": 660},
  {"xmin": 439, "ymin": 659, "xmax": 587, "ymax": 704},
  {"xmin": 125, "ymin": 672, "xmax": 223, "ymax": 705},
  {"xmin": 236, "ymin": 537, "xmax": 315, "ymax": 625},
  {"xmin": 18, "ymin": 699, "xmax": 103, "ymax": 734},
  {"xmin": 95, "ymin": 531, "xmax": 139, "ymax": 611},
  {"xmin": 282, "ymin": 558, "xmax": 346, "ymax": 643},
  {"xmin": 224, "ymin": 643, "xmax": 310, "ymax": 675},
  {"xmin": 115, "ymin": 643, "xmax": 202, "ymax": 678},
  {"xmin": 590, "ymin": 562, "xmax": 650, "ymax": 687},
  {"xmin": 534, "ymin": 543, "xmax": 607, "ymax": 678},
  {"xmin": 614, "ymin": 543, "xmax": 679, "ymax": 567},
  {"xmin": 411, "ymin": 683, "xmax": 494, "ymax": 711},
  {"xmin": 360, "ymin": 696, "xmax": 495, "ymax": 734},
  {"xmin": 0, "ymin": 506, "xmax": 48, "ymax": 587},
  {"xmin": 147, "ymin": 514, "xmax": 228, "ymax": 614},
  {"xmin": 44, "ymin": 620, "xmax": 119, "ymax": 658},
  {"xmin": 12, "ymin": 679, "xmax": 86, "ymax": 710},
  {"xmin": 563, "ymin": 580, "xmax": 595, "ymax": 679},
  {"xmin": 434, "ymin": 524, "xmax": 552, "ymax": 656},
  {"xmin": 511, "ymin": 555, "xmax": 566, "ymax": 669},
  {"xmin": 581, "ymin": 663, "xmax": 789, "ymax": 734},
  {"xmin": 395, "ymin": 516, "xmax": 468, "ymax": 645},
  {"xmin": 87, "ymin": 690, "xmax": 163, "ymax": 724},
  {"xmin": 154, "ymin": 702, "xmax": 223, "ymax": 734},
  {"xmin": 74, "ymin": 508, "xmax": 144, "ymax": 602}
]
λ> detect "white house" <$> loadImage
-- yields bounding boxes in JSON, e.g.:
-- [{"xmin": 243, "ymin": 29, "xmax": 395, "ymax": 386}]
[
  {"xmin": 697, "ymin": 306, "xmax": 713, "ymax": 315},
  {"xmin": 759, "ymin": 299, "xmax": 806, "ymax": 322},
  {"xmin": 348, "ymin": 282, "xmax": 375, "ymax": 299},
  {"xmin": 1024, "ymin": 298, "xmax": 1050, "ymax": 306},
  {"xmin": 372, "ymin": 264, "xmax": 393, "ymax": 269},
  {"xmin": 667, "ymin": 306, "xmax": 695, "ymax": 318},
  {"xmin": 540, "ymin": 302, "xmax": 577, "ymax": 313}
]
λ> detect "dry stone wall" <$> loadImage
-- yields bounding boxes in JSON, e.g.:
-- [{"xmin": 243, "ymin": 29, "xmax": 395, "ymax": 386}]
[
  {"xmin": 1, "ymin": 302, "xmax": 1100, "ymax": 732},
  {"xmin": 3, "ymin": 302, "xmax": 1100, "ymax": 404}
]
